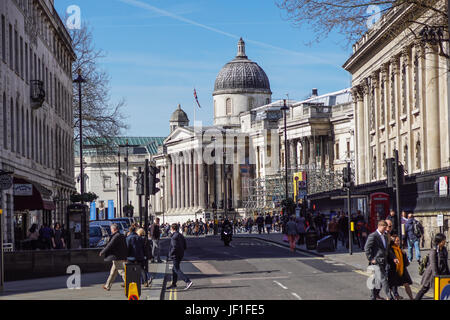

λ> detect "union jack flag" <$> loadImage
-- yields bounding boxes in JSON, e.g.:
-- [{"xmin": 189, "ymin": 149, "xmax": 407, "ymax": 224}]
[{"xmin": 194, "ymin": 88, "xmax": 201, "ymax": 109}]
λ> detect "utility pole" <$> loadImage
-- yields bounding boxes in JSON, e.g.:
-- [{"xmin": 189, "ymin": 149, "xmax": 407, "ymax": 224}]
[
  {"xmin": 394, "ymin": 149, "xmax": 402, "ymax": 248},
  {"xmin": 144, "ymin": 159, "xmax": 149, "ymax": 237},
  {"xmin": 137, "ymin": 166, "xmax": 143, "ymax": 226},
  {"xmin": 126, "ymin": 139, "xmax": 129, "ymax": 207},
  {"xmin": 117, "ymin": 148, "xmax": 122, "ymax": 218},
  {"xmin": 281, "ymin": 100, "xmax": 289, "ymax": 211},
  {"xmin": 343, "ymin": 162, "xmax": 353, "ymax": 255}
]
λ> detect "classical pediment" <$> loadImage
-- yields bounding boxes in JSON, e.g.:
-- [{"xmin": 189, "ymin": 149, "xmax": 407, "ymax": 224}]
[{"xmin": 164, "ymin": 127, "xmax": 194, "ymax": 145}]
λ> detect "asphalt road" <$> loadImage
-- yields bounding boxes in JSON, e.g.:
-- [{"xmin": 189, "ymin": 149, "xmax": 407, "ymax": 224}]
[{"xmin": 162, "ymin": 236, "xmax": 372, "ymax": 300}]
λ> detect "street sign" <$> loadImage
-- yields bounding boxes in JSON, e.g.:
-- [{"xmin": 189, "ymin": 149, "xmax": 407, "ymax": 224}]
[
  {"xmin": 0, "ymin": 175, "xmax": 12, "ymax": 190},
  {"xmin": 437, "ymin": 214, "xmax": 444, "ymax": 227}
]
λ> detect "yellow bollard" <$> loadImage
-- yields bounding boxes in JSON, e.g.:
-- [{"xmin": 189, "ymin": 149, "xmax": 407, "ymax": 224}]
[
  {"xmin": 128, "ymin": 282, "xmax": 140, "ymax": 300},
  {"xmin": 350, "ymin": 222, "xmax": 355, "ymax": 232},
  {"xmin": 434, "ymin": 276, "xmax": 450, "ymax": 300}
]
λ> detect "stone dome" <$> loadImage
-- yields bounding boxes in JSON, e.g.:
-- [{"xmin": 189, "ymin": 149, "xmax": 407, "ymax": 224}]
[
  {"xmin": 213, "ymin": 38, "xmax": 271, "ymax": 95},
  {"xmin": 170, "ymin": 104, "xmax": 189, "ymax": 122}
]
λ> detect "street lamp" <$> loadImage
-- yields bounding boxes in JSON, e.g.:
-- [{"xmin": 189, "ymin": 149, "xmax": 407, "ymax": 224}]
[
  {"xmin": 280, "ymin": 100, "xmax": 289, "ymax": 208},
  {"xmin": 73, "ymin": 68, "xmax": 86, "ymax": 203}
]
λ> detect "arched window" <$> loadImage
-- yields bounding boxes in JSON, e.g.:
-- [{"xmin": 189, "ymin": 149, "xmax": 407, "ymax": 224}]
[
  {"xmin": 21, "ymin": 106, "xmax": 25, "ymax": 156},
  {"xmin": 248, "ymin": 97, "xmax": 254, "ymax": 109},
  {"xmin": 226, "ymin": 98, "xmax": 232, "ymax": 115}
]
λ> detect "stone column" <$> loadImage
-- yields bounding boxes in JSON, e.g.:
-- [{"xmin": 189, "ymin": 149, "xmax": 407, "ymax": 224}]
[
  {"xmin": 199, "ymin": 162, "xmax": 205, "ymax": 208},
  {"xmin": 352, "ymin": 85, "xmax": 366, "ymax": 184},
  {"xmin": 425, "ymin": 44, "xmax": 441, "ymax": 170},
  {"xmin": 173, "ymin": 157, "xmax": 178, "ymax": 209},
  {"xmin": 184, "ymin": 159, "xmax": 189, "ymax": 209},
  {"xmin": 193, "ymin": 151, "xmax": 198, "ymax": 208},
  {"xmin": 289, "ymin": 140, "xmax": 295, "ymax": 170},
  {"xmin": 320, "ymin": 136, "xmax": 326, "ymax": 169},
  {"xmin": 309, "ymin": 136, "xmax": 315, "ymax": 167},
  {"xmin": 233, "ymin": 164, "xmax": 241, "ymax": 208},
  {"xmin": 189, "ymin": 153, "xmax": 194, "ymax": 208}
]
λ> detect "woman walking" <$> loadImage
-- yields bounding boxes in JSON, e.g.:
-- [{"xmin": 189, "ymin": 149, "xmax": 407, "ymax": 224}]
[
  {"xmin": 51, "ymin": 223, "xmax": 66, "ymax": 249},
  {"xmin": 388, "ymin": 234, "xmax": 414, "ymax": 300},
  {"xmin": 286, "ymin": 216, "xmax": 299, "ymax": 252},
  {"xmin": 415, "ymin": 233, "xmax": 450, "ymax": 300}
]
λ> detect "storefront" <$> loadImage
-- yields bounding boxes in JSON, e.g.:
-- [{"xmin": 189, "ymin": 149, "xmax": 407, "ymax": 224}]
[{"xmin": 13, "ymin": 177, "xmax": 56, "ymax": 250}]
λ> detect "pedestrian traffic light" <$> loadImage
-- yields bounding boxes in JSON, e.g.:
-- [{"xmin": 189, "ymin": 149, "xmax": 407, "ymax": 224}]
[
  {"xmin": 136, "ymin": 171, "xmax": 144, "ymax": 196},
  {"xmin": 386, "ymin": 158, "xmax": 395, "ymax": 188},
  {"xmin": 148, "ymin": 166, "xmax": 160, "ymax": 195}
]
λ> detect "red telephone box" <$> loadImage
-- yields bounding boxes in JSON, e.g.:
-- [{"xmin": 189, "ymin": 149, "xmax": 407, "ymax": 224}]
[{"xmin": 369, "ymin": 193, "xmax": 390, "ymax": 233}]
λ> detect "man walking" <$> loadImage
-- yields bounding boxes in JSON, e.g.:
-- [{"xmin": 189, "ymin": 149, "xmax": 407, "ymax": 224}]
[
  {"xmin": 405, "ymin": 213, "xmax": 423, "ymax": 263},
  {"xmin": 150, "ymin": 218, "xmax": 163, "ymax": 263},
  {"xmin": 256, "ymin": 214, "xmax": 264, "ymax": 234},
  {"xmin": 100, "ymin": 224, "xmax": 128, "ymax": 291},
  {"xmin": 265, "ymin": 214, "xmax": 273, "ymax": 234},
  {"xmin": 386, "ymin": 210, "xmax": 399, "ymax": 236},
  {"xmin": 166, "ymin": 223, "xmax": 193, "ymax": 290},
  {"xmin": 364, "ymin": 220, "xmax": 398, "ymax": 300}
]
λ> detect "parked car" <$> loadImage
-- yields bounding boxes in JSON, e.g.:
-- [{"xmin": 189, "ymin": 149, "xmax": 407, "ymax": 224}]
[
  {"xmin": 89, "ymin": 225, "xmax": 110, "ymax": 248},
  {"xmin": 109, "ymin": 217, "xmax": 135, "ymax": 229},
  {"xmin": 90, "ymin": 220, "xmax": 126, "ymax": 235}
]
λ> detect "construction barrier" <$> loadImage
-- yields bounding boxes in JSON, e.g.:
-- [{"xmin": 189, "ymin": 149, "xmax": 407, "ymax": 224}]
[{"xmin": 434, "ymin": 276, "xmax": 450, "ymax": 300}]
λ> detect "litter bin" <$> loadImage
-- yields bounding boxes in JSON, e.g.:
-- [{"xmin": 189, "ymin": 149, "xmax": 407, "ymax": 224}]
[
  {"xmin": 125, "ymin": 262, "xmax": 142, "ymax": 298},
  {"xmin": 305, "ymin": 232, "xmax": 318, "ymax": 250}
]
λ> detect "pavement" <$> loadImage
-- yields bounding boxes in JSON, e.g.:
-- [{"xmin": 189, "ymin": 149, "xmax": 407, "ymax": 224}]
[{"xmin": 233, "ymin": 231, "xmax": 438, "ymax": 299}]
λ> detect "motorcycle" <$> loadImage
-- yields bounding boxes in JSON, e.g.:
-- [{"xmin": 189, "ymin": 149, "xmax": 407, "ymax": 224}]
[{"xmin": 221, "ymin": 226, "xmax": 232, "ymax": 246}]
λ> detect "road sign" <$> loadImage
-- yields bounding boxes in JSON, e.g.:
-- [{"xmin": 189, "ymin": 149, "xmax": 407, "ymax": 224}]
[
  {"xmin": 0, "ymin": 175, "xmax": 12, "ymax": 190},
  {"xmin": 437, "ymin": 214, "xmax": 444, "ymax": 227}
]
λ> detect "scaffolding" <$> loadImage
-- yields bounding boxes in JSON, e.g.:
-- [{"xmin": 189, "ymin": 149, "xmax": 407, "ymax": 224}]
[{"xmin": 243, "ymin": 166, "xmax": 353, "ymax": 216}]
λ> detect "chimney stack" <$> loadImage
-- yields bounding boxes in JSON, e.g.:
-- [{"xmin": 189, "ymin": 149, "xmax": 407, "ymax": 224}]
[{"xmin": 312, "ymin": 88, "xmax": 318, "ymax": 97}]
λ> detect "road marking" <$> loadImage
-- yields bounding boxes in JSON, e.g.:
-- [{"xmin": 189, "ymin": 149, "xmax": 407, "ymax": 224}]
[
  {"xmin": 191, "ymin": 261, "xmax": 222, "ymax": 275},
  {"xmin": 211, "ymin": 276, "xmax": 289, "ymax": 284},
  {"xmin": 291, "ymin": 292, "xmax": 302, "ymax": 300},
  {"xmin": 273, "ymin": 280, "xmax": 288, "ymax": 290}
]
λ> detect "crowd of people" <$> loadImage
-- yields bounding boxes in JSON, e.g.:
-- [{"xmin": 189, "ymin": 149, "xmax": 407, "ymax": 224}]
[
  {"xmin": 99, "ymin": 219, "xmax": 193, "ymax": 292},
  {"xmin": 24, "ymin": 222, "xmax": 69, "ymax": 250}
]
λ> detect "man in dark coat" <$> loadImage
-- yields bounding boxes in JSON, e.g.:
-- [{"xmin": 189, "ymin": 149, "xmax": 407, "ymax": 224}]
[
  {"xmin": 126, "ymin": 226, "xmax": 145, "ymax": 263},
  {"xmin": 166, "ymin": 223, "xmax": 193, "ymax": 290},
  {"xmin": 150, "ymin": 218, "xmax": 163, "ymax": 263},
  {"xmin": 99, "ymin": 223, "xmax": 128, "ymax": 291},
  {"xmin": 256, "ymin": 215, "xmax": 264, "ymax": 234},
  {"xmin": 405, "ymin": 213, "xmax": 423, "ymax": 263},
  {"xmin": 364, "ymin": 220, "xmax": 398, "ymax": 300},
  {"xmin": 386, "ymin": 210, "xmax": 399, "ymax": 236},
  {"xmin": 415, "ymin": 233, "xmax": 450, "ymax": 300}
]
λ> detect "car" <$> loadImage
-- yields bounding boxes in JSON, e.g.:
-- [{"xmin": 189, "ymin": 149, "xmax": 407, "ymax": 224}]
[
  {"xmin": 89, "ymin": 225, "xmax": 110, "ymax": 248},
  {"xmin": 90, "ymin": 220, "xmax": 126, "ymax": 235},
  {"xmin": 109, "ymin": 217, "xmax": 136, "ymax": 229}
]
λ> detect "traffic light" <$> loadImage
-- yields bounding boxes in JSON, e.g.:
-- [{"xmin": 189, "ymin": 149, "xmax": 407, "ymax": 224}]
[
  {"xmin": 148, "ymin": 166, "xmax": 160, "ymax": 195},
  {"xmin": 386, "ymin": 158, "xmax": 395, "ymax": 188},
  {"xmin": 342, "ymin": 163, "xmax": 352, "ymax": 188},
  {"xmin": 136, "ymin": 170, "xmax": 144, "ymax": 196},
  {"xmin": 219, "ymin": 200, "xmax": 224, "ymax": 209}
]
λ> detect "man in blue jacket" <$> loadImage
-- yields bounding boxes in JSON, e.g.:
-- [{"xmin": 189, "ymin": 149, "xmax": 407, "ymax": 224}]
[
  {"xmin": 126, "ymin": 226, "xmax": 145, "ymax": 263},
  {"xmin": 166, "ymin": 223, "xmax": 193, "ymax": 291},
  {"xmin": 404, "ymin": 213, "xmax": 423, "ymax": 263}
]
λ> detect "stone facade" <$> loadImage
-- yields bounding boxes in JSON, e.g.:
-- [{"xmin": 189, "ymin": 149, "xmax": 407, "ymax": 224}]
[{"xmin": 0, "ymin": 0, "xmax": 75, "ymax": 248}]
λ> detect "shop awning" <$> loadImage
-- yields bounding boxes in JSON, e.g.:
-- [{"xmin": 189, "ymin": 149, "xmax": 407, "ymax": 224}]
[{"xmin": 13, "ymin": 177, "xmax": 56, "ymax": 211}]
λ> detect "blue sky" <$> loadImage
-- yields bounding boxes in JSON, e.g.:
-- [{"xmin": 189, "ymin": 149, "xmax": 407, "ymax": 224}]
[{"xmin": 55, "ymin": 0, "xmax": 353, "ymax": 137}]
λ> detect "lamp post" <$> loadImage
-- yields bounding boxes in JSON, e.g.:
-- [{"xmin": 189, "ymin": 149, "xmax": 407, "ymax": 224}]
[
  {"xmin": 280, "ymin": 100, "xmax": 289, "ymax": 208},
  {"xmin": 73, "ymin": 69, "xmax": 86, "ymax": 203}
]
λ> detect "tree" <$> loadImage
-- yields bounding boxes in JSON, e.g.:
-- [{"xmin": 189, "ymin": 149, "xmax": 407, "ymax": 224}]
[
  {"xmin": 70, "ymin": 22, "xmax": 128, "ymax": 151},
  {"xmin": 276, "ymin": 0, "xmax": 448, "ymax": 51}
]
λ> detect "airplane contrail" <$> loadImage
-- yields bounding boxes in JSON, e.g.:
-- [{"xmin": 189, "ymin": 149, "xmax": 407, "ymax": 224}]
[{"xmin": 117, "ymin": 0, "xmax": 337, "ymax": 65}]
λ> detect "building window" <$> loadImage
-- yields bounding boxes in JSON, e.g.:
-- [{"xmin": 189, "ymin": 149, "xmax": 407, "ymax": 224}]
[
  {"xmin": 16, "ymin": 101, "xmax": 19, "ymax": 155},
  {"xmin": 21, "ymin": 106, "xmax": 25, "ymax": 156},
  {"xmin": 248, "ymin": 97, "xmax": 254, "ymax": 109},
  {"xmin": 335, "ymin": 143, "xmax": 339, "ymax": 160},
  {"xmin": 9, "ymin": 24, "xmax": 13, "ymax": 69},
  {"xmin": 266, "ymin": 98, "xmax": 270, "ymax": 105},
  {"xmin": 1, "ymin": 16, "xmax": 5, "ymax": 62},
  {"xmin": 226, "ymin": 98, "xmax": 232, "ymax": 115},
  {"xmin": 415, "ymin": 139, "xmax": 421, "ymax": 170},
  {"xmin": 2, "ymin": 93, "xmax": 6, "ymax": 149},
  {"xmin": 10, "ymin": 98, "xmax": 14, "ymax": 152}
]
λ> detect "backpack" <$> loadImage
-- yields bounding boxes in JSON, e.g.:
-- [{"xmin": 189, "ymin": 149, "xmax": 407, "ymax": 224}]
[
  {"xmin": 413, "ymin": 220, "xmax": 424, "ymax": 238},
  {"xmin": 418, "ymin": 254, "xmax": 429, "ymax": 275}
]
